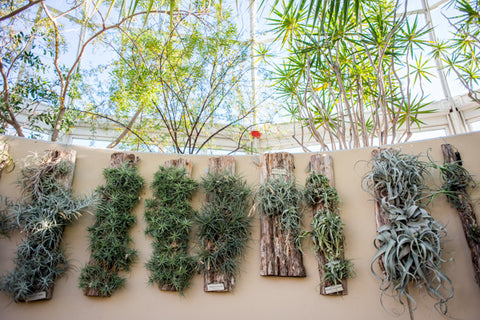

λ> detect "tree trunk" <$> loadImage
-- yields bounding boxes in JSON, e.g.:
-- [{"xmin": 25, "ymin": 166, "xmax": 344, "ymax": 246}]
[
  {"xmin": 203, "ymin": 156, "xmax": 236, "ymax": 292},
  {"xmin": 259, "ymin": 152, "xmax": 306, "ymax": 277},
  {"xmin": 84, "ymin": 152, "xmax": 139, "ymax": 297},
  {"xmin": 309, "ymin": 154, "xmax": 347, "ymax": 295},
  {"xmin": 21, "ymin": 149, "xmax": 76, "ymax": 302},
  {"xmin": 441, "ymin": 144, "xmax": 480, "ymax": 286}
]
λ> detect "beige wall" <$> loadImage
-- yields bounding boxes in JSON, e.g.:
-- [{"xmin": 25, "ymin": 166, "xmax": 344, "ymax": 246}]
[{"xmin": 0, "ymin": 133, "xmax": 479, "ymax": 320}]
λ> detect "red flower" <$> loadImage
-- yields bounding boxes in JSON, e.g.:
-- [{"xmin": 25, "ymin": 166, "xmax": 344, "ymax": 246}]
[{"xmin": 251, "ymin": 130, "xmax": 261, "ymax": 138}]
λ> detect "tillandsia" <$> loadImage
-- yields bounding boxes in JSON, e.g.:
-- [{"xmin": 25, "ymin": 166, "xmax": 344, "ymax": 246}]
[
  {"xmin": 79, "ymin": 162, "xmax": 144, "ymax": 297},
  {"xmin": 305, "ymin": 172, "xmax": 353, "ymax": 287},
  {"xmin": 257, "ymin": 177, "xmax": 303, "ymax": 245},
  {"xmin": 145, "ymin": 166, "xmax": 198, "ymax": 294},
  {"xmin": 437, "ymin": 161, "xmax": 475, "ymax": 210},
  {"xmin": 197, "ymin": 172, "xmax": 252, "ymax": 284},
  {"xmin": 365, "ymin": 149, "xmax": 453, "ymax": 316},
  {"xmin": 0, "ymin": 152, "xmax": 91, "ymax": 302}
]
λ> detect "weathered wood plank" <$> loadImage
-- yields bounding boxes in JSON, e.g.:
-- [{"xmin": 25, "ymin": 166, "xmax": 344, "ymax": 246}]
[
  {"xmin": 204, "ymin": 156, "xmax": 236, "ymax": 292},
  {"xmin": 20, "ymin": 149, "xmax": 77, "ymax": 302},
  {"xmin": 441, "ymin": 144, "xmax": 480, "ymax": 286},
  {"xmin": 85, "ymin": 152, "xmax": 139, "ymax": 297},
  {"xmin": 259, "ymin": 152, "xmax": 306, "ymax": 277},
  {"xmin": 309, "ymin": 154, "xmax": 347, "ymax": 295}
]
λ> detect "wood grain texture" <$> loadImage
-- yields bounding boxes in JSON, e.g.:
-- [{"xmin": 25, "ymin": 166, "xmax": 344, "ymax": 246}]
[
  {"xmin": 309, "ymin": 154, "xmax": 347, "ymax": 295},
  {"xmin": 259, "ymin": 152, "xmax": 306, "ymax": 277},
  {"xmin": 203, "ymin": 156, "xmax": 236, "ymax": 292},
  {"xmin": 441, "ymin": 144, "xmax": 480, "ymax": 286}
]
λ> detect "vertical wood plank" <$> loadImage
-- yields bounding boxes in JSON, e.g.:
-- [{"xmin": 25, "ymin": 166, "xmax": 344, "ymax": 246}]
[
  {"xmin": 85, "ymin": 152, "xmax": 139, "ymax": 297},
  {"xmin": 204, "ymin": 156, "xmax": 236, "ymax": 292},
  {"xmin": 259, "ymin": 152, "xmax": 306, "ymax": 277},
  {"xmin": 441, "ymin": 144, "xmax": 480, "ymax": 286},
  {"xmin": 21, "ymin": 149, "xmax": 77, "ymax": 302},
  {"xmin": 309, "ymin": 154, "xmax": 347, "ymax": 295}
]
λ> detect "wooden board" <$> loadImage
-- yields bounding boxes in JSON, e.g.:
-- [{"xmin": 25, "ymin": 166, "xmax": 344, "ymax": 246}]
[
  {"xmin": 158, "ymin": 158, "xmax": 192, "ymax": 292},
  {"xmin": 441, "ymin": 144, "xmax": 480, "ymax": 286},
  {"xmin": 85, "ymin": 152, "xmax": 139, "ymax": 297},
  {"xmin": 309, "ymin": 154, "xmax": 347, "ymax": 295},
  {"xmin": 204, "ymin": 156, "xmax": 236, "ymax": 292},
  {"xmin": 259, "ymin": 152, "xmax": 306, "ymax": 277},
  {"xmin": 19, "ymin": 149, "xmax": 76, "ymax": 302}
]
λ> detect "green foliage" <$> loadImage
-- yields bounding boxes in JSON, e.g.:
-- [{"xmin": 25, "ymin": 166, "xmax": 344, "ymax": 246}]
[
  {"xmin": 268, "ymin": 0, "xmax": 435, "ymax": 150},
  {"xmin": 145, "ymin": 166, "xmax": 198, "ymax": 294},
  {"xmin": 365, "ymin": 149, "xmax": 453, "ymax": 315},
  {"xmin": 437, "ymin": 161, "xmax": 475, "ymax": 209},
  {"xmin": 79, "ymin": 162, "xmax": 144, "ymax": 297},
  {"xmin": 0, "ymin": 154, "xmax": 91, "ymax": 302},
  {"xmin": 197, "ymin": 172, "xmax": 252, "ymax": 281},
  {"xmin": 257, "ymin": 177, "xmax": 303, "ymax": 242},
  {"xmin": 305, "ymin": 172, "xmax": 353, "ymax": 286}
]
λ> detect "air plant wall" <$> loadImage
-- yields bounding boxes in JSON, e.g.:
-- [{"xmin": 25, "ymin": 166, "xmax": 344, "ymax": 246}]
[
  {"xmin": 144, "ymin": 165, "xmax": 198, "ymax": 294},
  {"xmin": 304, "ymin": 172, "xmax": 353, "ymax": 295},
  {"xmin": 79, "ymin": 158, "xmax": 144, "ymax": 297},
  {"xmin": 365, "ymin": 149, "xmax": 453, "ymax": 316},
  {"xmin": 0, "ymin": 150, "xmax": 91, "ymax": 302},
  {"xmin": 197, "ymin": 169, "xmax": 252, "ymax": 292}
]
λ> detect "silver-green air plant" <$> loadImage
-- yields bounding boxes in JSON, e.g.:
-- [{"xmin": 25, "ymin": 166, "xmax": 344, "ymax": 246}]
[
  {"xmin": 0, "ymin": 153, "xmax": 91, "ymax": 302},
  {"xmin": 196, "ymin": 172, "xmax": 252, "ymax": 283},
  {"xmin": 144, "ymin": 166, "xmax": 198, "ymax": 294},
  {"xmin": 305, "ymin": 172, "xmax": 353, "ymax": 287},
  {"xmin": 365, "ymin": 149, "xmax": 453, "ymax": 315},
  {"xmin": 257, "ymin": 177, "xmax": 303, "ymax": 245},
  {"xmin": 79, "ymin": 162, "xmax": 144, "ymax": 297}
]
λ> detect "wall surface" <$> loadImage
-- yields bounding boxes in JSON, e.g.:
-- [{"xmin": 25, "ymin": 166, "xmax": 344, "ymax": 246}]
[{"xmin": 0, "ymin": 133, "xmax": 479, "ymax": 320}]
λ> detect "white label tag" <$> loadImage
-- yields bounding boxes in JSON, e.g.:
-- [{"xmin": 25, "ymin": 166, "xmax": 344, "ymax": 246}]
[
  {"xmin": 26, "ymin": 291, "xmax": 47, "ymax": 302},
  {"xmin": 207, "ymin": 283, "xmax": 225, "ymax": 291},
  {"xmin": 324, "ymin": 284, "xmax": 344, "ymax": 294},
  {"xmin": 271, "ymin": 168, "xmax": 287, "ymax": 176}
]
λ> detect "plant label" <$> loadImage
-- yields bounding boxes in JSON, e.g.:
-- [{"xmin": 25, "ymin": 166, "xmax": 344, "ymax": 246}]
[
  {"xmin": 271, "ymin": 168, "xmax": 287, "ymax": 176},
  {"xmin": 207, "ymin": 283, "xmax": 225, "ymax": 291},
  {"xmin": 26, "ymin": 291, "xmax": 47, "ymax": 302},
  {"xmin": 324, "ymin": 284, "xmax": 343, "ymax": 294}
]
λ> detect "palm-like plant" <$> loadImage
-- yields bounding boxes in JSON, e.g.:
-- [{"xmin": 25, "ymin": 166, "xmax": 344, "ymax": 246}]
[{"xmin": 266, "ymin": 0, "xmax": 435, "ymax": 151}]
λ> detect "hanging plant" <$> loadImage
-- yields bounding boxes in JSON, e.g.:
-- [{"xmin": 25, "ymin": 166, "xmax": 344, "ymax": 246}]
[
  {"xmin": 79, "ymin": 161, "xmax": 144, "ymax": 297},
  {"xmin": 364, "ymin": 149, "xmax": 453, "ymax": 316},
  {"xmin": 437, "ymin": 144, "xmax": 480, "ymax": 286},
  {"xmin": 144, "ymin": 166, "xmax": 198, "ymax": 294},
  {"xmin": 304, "ymin": 172, "xmax": 353, "ymax": 293},
  {"xmin": 257, "ymin": 177, "xmax": 303, "ymax": 247},
  {"xmin": 0, "ymin": 150, "xmax": 91, "ymax": 302},
  {"xmin": 197, "ymin": 171, "xmax": 252, "ymax": 291}
]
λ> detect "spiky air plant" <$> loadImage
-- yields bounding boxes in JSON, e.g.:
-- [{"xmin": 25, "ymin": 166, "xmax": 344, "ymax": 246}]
[
  {"xmin": 257, "ymin": 177, "xmax": 303, "ymax": 245},
  {"xmin": 79, "ymin": 162, "xmax": 144, "ymax": 297},
  {"xmin": 305, "ymin": 172, "xmax": 353, "ymax": 288},
  {"xmin": 144, "ymin": 166, "xmax": 198, "ymax": 294},
  {"xmin": 0, "ymin": 152, "xmax": 91, "ymax": 302},
  {"xmin": 365, "ymin": 149, "xmax": 453, "ymax": 316},
  {"xmin": 196, "ymin": 172, "xmax": 252, "ymax": 288}
]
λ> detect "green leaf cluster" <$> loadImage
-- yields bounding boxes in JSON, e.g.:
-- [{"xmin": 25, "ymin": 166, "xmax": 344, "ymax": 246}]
[
  {"xmin": 145, "ymin": 166, "xmax": 198, "ymax": 294},
  {"xmin": 304, "ymin": 172, "xmax": 353, "ymax": 286},
  {"xmin": 257, "ymin": 177, "xmax": 303, "ymax": 243},
  {"xmin": 79, "ymin": 163, "xmax": 144, "ymax": 297},
  {"xmin": 0, "ymin": 155, "xmax": 91, "ymax": 302},
  {"xmin": 197, "ymin": 172, "xmax": 252, "ymax": 282},
  {"xmin": 366, "ymin": 149, "xmax": 453, "ymax": 315}
]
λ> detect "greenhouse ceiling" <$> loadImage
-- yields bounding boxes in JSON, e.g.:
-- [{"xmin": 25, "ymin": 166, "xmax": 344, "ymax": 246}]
[{"xmin": 1, "ymin": 0, "xmax": 479, "ymax": 154}]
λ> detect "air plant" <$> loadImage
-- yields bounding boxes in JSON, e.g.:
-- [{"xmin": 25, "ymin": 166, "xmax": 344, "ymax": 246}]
[
  {"xmin": 257, "ymin": 177, "xmax": 303, "ymax": 245},
  {"xmin": 305, "ymin": 172, "xmax": 353, "ymax": 287},
  {"xmin": 0, "ymin": 152, "xmax": 91, "ymax": 302},
  {"xmin": 197, "ymin": 172, "xmax": 252, "ymax": 284},
  {"xmin": 365, "ymin": 149, "xmax": 453, "ymax": 316},
  {"xmin": 145, "ymin": 166, "xmax": 198, "ymax": 294},
  {"xmin": 79, "ymin": 162, "xmax": 144, "ymax": 297}
]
